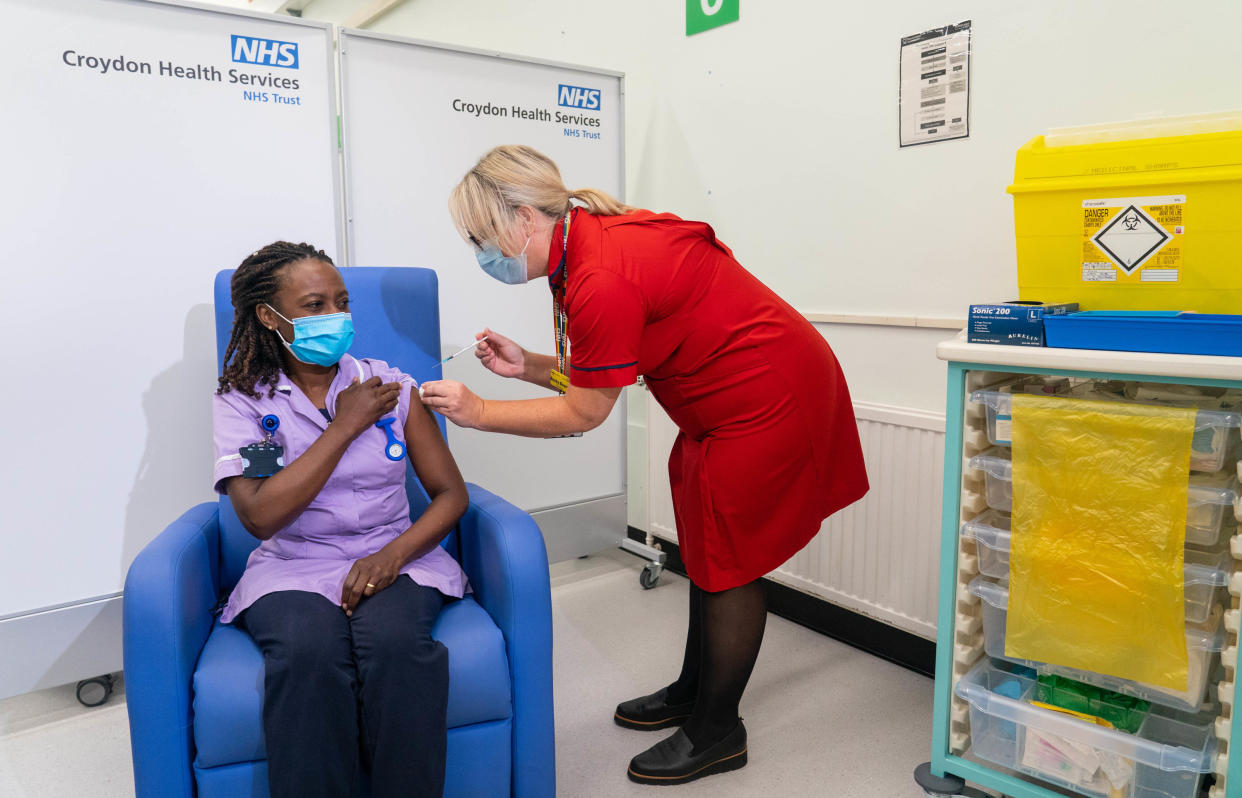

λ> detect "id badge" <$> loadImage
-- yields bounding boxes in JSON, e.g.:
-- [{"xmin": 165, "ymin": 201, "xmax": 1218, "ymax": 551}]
[
  {"xmin": 240, "ymin": 441, "xmax": 285, "ymax": 478},
  {"xmin": 550, "ymin": 369, "xmax": 570, "ymax": 394}
]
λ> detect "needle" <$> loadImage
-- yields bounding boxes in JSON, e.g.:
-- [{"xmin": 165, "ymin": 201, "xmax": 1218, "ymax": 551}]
[{"xmin": 438, "ymin": 336, "xmax": 489, "ymax": 366}]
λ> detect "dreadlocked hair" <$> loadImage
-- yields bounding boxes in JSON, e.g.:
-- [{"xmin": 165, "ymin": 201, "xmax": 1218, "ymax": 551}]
[{"xmin": 217, "ymin": 241, "xmax": 335, "ymax": 398}]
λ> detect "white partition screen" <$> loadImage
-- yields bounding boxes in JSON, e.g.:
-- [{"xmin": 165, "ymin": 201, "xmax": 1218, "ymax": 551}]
[
  {"xmin": 0, "ymin": 0, "xmax": 340, "ymax": 696},
  {"xmin": 338, "ymin": 30, "xmax": 626, "ymax": 561}
]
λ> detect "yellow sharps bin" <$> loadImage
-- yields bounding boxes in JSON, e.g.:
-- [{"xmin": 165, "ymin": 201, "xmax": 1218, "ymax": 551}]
[{"xmin": 1008, "ymin": 112, "xmax": 1242, "ymax": 313}]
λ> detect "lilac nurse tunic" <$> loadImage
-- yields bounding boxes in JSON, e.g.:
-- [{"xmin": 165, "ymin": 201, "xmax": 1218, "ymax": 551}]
[{"xmin": 212, "ymin": 354, "xmax": 469, "ymax": 624}]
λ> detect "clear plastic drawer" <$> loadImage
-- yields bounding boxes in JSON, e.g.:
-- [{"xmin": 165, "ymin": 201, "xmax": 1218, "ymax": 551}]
[
  {"xmin": 969, "ymin": 390, "xmax": 1241, "ymax": 472},
  {"xmin": 967, "ymin": 447, "xmax": 1238, "ymax": 546},
  {"xmin": 968, "ymin": 577, "xmax": 1225, "ymax": 713},
  {"xmin": 955, "ymin": 658, "xmax": 1216, "ymax": 798},
  {"xmin": 961, "ymin": 509, "xmax": 1230, "ymax": 624}
]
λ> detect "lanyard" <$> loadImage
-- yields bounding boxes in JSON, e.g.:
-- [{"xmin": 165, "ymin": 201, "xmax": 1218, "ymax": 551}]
[{"xmin": 550, "ymin": 210, "xmax": 572, "ymax": 393}]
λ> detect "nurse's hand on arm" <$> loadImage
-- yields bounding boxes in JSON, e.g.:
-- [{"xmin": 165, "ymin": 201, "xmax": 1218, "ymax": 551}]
[
  {"xmin": 423, "ymin": 325, "xmax": 622, "ymax": 437},
  {"xmin": 420, "ymin": 378, "xmax": 621, "ymax": 438},
  {"xmin": 224, "ymin": 377, "xmax": 402, "ymax": 540},
  {"xmin": 340, "ymin": 389, "xmax": 468, "ymax": 615}
]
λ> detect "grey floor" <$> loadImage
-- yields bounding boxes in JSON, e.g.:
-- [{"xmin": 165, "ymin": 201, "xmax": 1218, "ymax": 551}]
[{"xmin": 0, "ymin": 550, "xmax": 935, "ymax": 797}]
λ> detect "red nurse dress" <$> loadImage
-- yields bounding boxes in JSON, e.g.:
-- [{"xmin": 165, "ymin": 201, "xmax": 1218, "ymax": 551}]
[{"xmin": 550, "ymin": 208, "xmax": 869, "ymax": 591}]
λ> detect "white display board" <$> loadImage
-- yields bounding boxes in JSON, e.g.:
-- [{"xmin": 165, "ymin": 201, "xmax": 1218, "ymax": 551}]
[
  {"xmin": 338, "ymin": 30, "xmax": 626, "ymax": 529},
  {"xmin": 0, "ymin": 0, "xmax": 340, "ymax": 690}
]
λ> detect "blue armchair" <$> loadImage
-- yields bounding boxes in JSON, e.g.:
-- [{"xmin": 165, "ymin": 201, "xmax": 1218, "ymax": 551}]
[{"xmin": 123, "ymin": 267, "xmax": 555, "ymax": 798}]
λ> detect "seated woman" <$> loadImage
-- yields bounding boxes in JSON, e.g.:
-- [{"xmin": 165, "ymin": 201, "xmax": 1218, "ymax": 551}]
[{"xmin": 212, "ymin": 241, "xmax": 469, "ymax": 798}]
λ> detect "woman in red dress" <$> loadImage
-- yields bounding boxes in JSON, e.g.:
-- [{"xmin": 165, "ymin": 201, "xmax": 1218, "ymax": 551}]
[{"xmin": 422, "ymin": 145, "xmax": 868, "ymax": 786}]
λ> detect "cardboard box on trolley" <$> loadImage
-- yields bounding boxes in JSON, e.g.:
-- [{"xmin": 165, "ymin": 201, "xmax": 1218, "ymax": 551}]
[{"xmin": 1007, "ymin": 112, "xmax": 1242, "ymax": 313}]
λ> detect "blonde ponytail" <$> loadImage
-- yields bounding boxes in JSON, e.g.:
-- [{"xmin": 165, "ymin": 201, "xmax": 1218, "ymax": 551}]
[
  {"xmin": 448, "ymin": 145, "xmax": 632, "ymax": 248},
  {"xmin": 568, "ymin": 187, "xmax": 632, "ymax": 216}
]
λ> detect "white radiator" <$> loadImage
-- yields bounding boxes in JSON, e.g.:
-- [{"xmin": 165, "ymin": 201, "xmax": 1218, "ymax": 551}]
[{"xmin": 643, "ymin": 398, "xmax": 945, "ymax": 640}]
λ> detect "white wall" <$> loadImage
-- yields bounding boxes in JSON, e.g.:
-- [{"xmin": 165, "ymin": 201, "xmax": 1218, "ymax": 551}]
[
  {"xmin": 293, "ymin": 0, "xmax": 1242, "ymax": 526},
  {"xmin": 0, "ymin": 1, "xmax": 340, "ymax": 619},
  {"xmin": 337, "ymin": 33, "xmax": 626, "ymax": 514}
]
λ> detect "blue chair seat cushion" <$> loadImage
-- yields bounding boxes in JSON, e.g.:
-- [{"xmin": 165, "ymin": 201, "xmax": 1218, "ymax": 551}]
[{"xmin": 192, "ymin": 595, "xmax": 511, "ymax": 769}]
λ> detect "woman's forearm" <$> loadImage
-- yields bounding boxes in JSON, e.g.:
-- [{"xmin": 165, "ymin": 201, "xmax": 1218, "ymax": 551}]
[
  {"xmin": 230, "ymin": 424, "xmax": 356, "ymax": 539},
  {"xmin": 384, "ymin": 487, "xmax": 470, "ymax": 564},
  {"xmin": 420, "ymin": 379, "xmax": 619, "ymax": 438},
  {"xmin": 475, "ymin": 395, "xmax": 594, "ymax": 438},
  {"xmin": 520, "ymin": 351, "xmax": 558, "ymax": 389}
]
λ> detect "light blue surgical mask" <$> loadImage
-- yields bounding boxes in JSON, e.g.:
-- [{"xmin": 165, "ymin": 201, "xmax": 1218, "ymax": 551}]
[
  {"xmin": 265, "ymin": 304, "xmax": 355, "ymax": 367},
  {"xmin": 476, "ymin": 236, "xmax": 531, "ymax": 285}
]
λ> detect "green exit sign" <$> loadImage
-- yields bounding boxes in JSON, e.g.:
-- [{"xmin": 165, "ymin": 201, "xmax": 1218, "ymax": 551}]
[{"xmin": 686, "ymin": 0, "xmax": 739, "ymax": 36}]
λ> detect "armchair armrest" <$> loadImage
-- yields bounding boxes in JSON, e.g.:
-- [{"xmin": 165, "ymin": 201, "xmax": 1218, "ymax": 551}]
[
  {"xmin": 123, "ymin": 502, "xmax": 221, "ymax": 798},
  {"xmin": 457, "ymin": 484, "xmax": 555, "ymax": 798}
]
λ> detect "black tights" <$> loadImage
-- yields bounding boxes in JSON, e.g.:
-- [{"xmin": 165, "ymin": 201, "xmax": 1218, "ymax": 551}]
[{"xmin": 664, "ymin": 579, "xmax": 767, "ymax": 749}]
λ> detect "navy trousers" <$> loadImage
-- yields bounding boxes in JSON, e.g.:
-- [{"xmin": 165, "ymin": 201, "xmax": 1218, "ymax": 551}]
[{"xmin": 238, "ymin": 577, "xmax": 448, "ymax": 798}]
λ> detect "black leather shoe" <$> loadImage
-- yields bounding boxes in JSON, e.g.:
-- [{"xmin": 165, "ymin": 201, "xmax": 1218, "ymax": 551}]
[
  {"xmin": 627, "ymin": 721, "xmax": 747, "ymax": 785},
  {"xmin": 614, "ymin": 688, "xmax": 696, "ymax": 731}
]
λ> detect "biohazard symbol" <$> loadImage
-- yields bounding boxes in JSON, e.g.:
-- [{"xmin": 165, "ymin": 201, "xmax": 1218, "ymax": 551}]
[{"xmin": 1090, "ymin": 205, "xmax": 1171, "ymax": 274}]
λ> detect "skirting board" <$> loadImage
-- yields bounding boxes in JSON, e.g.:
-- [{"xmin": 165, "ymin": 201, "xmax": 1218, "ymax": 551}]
[
  {"xmin": 625, "ymin": 527, "xmax": 935, "ymax": 677},
  {"xmin": 530, "ymin": 493, "xmax": 629, "ymax": 564},
  {"xmin": 0, "ymin": 594, "xmax": 122, "ymax": 700}
]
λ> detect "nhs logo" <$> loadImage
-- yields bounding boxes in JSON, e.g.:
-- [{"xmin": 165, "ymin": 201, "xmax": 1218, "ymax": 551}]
[
  {"xmin": 231, "ymin": 35, "xmax": 299, "ymax": 69},
  {"xmin": 557, "ymin": 84, "xmax": 601, "ymax": 111}
]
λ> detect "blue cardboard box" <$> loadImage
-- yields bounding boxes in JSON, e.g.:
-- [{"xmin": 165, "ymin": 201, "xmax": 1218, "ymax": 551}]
[{"xmin": 968, "ymin": 301, "xmax": 1080, "ymax": 347}]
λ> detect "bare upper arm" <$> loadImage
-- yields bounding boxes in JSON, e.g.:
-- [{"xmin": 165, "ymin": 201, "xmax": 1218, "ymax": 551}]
[
  {"xmin": 564, "ymin": 384, "xmax": 623, "ymax": 431},
  {"xmin": 403, "ymin": 386, "xmax": 467, "ymax": 500},
  {"xmin": 221, "ymin": 475, "xmax": 268, "ymax": 534}
]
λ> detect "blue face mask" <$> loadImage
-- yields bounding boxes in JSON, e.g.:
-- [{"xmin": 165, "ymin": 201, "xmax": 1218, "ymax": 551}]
[
  {"xmin": 476, "ymin": 236, "xmax": 531, "ymax": 285},
  {"xmin": 265, "ymin": 304, "xmax": 355, "ymax": 367}
]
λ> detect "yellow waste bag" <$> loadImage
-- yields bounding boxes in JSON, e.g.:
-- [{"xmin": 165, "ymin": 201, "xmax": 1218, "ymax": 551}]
[{"xmin": 1006, "ymin": 395, "xmax": 1193, "ymax": 690}]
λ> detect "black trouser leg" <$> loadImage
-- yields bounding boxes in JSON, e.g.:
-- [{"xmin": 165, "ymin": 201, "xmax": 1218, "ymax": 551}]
[
  {"xmin": 238, "ymin": 591, "xmax": 360, "ymax": 798},
  {"xmin": 680, "ymin": 579, "xmax": 767, "ymax": 749},
  {"xmin": 665, "ymin": 583, "xmax": 704, "ymax": 704},
  {"xmin": 350, "ymin": 576, "xmax": 448, "ymax": 798}
]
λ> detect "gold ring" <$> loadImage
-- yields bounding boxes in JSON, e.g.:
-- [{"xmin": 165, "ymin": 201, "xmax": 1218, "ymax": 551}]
[{"xmin": 365, "ymin": 583, "xmax": 376, "ymax": 589}]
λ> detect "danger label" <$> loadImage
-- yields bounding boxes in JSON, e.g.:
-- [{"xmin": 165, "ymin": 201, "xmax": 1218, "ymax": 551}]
[{"xmin": 1082, "ymin": 195, "xmax": 1184, "ymax": 283}]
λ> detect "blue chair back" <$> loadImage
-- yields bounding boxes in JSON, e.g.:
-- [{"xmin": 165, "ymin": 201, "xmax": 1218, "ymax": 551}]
[{"xmin": 213, "ymin": 266, "xmax": 455, "ymax": 590}]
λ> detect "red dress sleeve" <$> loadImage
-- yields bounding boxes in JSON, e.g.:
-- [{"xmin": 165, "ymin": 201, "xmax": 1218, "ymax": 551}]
[{"xmin": 567, "ymin": 268, "xmax": 644, "ymax": 389}]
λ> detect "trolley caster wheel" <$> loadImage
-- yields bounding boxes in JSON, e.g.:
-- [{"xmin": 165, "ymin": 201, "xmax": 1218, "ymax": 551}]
[
  {"xmin": 914, "ymin": 762, "xmax": 965, "ymax": 797},
  {"xmin": 639, "ymin": 563, "xmax": 662, "ymax": 590},
  {"xmin": 76, "ymin": 674, "xmax": 115, "ymax": 708}
]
